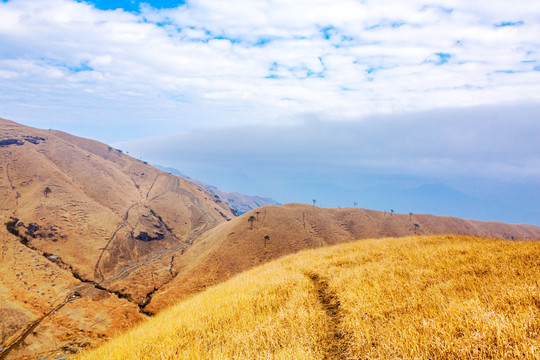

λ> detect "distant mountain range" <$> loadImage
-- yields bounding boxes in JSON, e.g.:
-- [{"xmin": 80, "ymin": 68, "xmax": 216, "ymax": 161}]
[{"xmin": 155, "ymin": 165, "xmax": 280, "ymax": 215}]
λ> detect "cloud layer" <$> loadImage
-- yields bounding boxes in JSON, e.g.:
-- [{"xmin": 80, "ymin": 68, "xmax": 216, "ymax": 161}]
[
  {"xmin": 1, "ymin": 0, "xmax": 540, "ymax": 135},
  {"xmin": 118, "ymin": 103, "xmax": 540, "ymax": 183}
]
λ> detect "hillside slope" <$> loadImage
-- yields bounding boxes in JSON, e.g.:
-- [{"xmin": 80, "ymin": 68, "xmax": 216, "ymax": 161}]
[
  {"xmin": 0, "ymin": 118, "xmax": 235, "ymax": 359},
  {"xmin": 156, "ymin": 165, "xmax": 280, "ymax": 214},
  {"xmin": 77, "ymin": 235, "xmax": 540, "ymax": 360},
  {"xmin": 189, "ymin": 178, "xmax": 280, "ymax": 214},
  {"xmin": 146, "ymin": 203, "xmax": 540, "ymax": 312}
]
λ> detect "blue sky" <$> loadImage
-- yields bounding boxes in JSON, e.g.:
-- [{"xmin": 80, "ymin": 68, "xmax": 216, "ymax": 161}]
[
  {"xmin": 1, "ymin": 0, "xmax": 540, "ymax": 224},
  {"xmin": 79, "ymin": 0, "xmax": 183, "ymax": 12}
]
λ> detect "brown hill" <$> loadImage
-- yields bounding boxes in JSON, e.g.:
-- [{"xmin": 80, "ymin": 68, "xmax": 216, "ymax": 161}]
[
  {"xmin": 0, "ymin": 118, "xmax": 234, "ymax": 359},
  {"xmin": 146, "ymin": 203, "xmax": 540, "ymax": 313},
  {"xmin": 2, "ymin": 118, "xmax": 540, "ymax": 359}
]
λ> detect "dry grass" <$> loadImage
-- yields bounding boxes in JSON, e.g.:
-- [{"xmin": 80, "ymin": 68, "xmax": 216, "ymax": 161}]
[{"xmin": 77, "ymin": 235, "xmax": 540, "ymax": 359}]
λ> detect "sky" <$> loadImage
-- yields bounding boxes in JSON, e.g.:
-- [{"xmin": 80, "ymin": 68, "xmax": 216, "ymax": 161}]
[{"xmin": 1, "ymin": 0, "xmax": 540, "ymax": 224}]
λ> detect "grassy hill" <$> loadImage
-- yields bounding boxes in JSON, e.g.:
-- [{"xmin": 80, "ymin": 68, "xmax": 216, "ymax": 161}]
[
  {"xmin": 145, "ymin": 203, "xmax": 540, "ymax": 313},
  {"xmin": 77, "ymin": 235, "xmax": 540, "ymax": 360}
]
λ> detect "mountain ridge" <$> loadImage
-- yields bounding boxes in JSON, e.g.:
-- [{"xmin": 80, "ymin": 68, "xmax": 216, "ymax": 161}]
[
  {"xmin": 155, "ymin": 164, "xmax": 280, "ymax": 214},
  {"xmin": 145, "ymin": 202, "xmax": 540, "ymax": 313}
]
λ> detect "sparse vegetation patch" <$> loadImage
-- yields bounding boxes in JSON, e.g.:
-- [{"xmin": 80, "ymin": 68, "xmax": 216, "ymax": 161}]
[
  {"xmin": 22, "ymin": 135, "xmax": 45, "ymax": 144},
  {"xmin": 0, "ymin": 136, "xmax": 45, "ymax": 147},
  {"xmin": 5, "ymin": 217, "xmax": 20, "ymax": 237},
  {"xmin": 0, "ymin": 138, "xmax": 24, "ymax": 147},
  {"xmin": 133, "ymin": 231, "xmax": 165, "ymax": 242},
  {"xmin": 5, "ymin": 217, "xmax": 29, "ymax": 244}
]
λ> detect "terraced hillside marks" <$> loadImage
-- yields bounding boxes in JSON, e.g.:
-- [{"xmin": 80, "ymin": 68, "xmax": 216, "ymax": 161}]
[
  {"xmin": 0, "ymin": 118, "xmax": 235, "ymax": 359},
  {"xmin": 76, "ymin": 235, "xmax": 540, "ymax": 360}
]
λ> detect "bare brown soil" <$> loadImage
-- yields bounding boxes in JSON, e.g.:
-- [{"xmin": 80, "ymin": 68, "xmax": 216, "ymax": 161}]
[{"xmin": 308, "ymin": 272, "xmax": 348, "ymax": 360}]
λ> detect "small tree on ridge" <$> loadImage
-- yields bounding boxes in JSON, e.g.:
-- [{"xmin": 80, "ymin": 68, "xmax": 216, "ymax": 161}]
[{"xmin": 248, "ymin": 215, "xmax": 256, "ymax": 230}]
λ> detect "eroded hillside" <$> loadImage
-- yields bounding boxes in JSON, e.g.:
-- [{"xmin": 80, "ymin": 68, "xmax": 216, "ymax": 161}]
[{"xmin": 0, "ymin": 118, "xmax": 235, "ymax": 359}]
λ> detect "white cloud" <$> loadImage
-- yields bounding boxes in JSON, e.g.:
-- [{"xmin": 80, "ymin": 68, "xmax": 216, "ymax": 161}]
[
  {"xmin": 117, "ymin": 103, "xmax": 540, "ymax": 183},
  {"xmin": 4, "ymin": 0, "xmax": 538, "ymax": 224},
  {"xmin": 0, "ymin": 0, "xmax": 540, "ymax": 125},
  {"xmin": 0, "ymin": 0, "xmax": 539, "ymax": 133}
]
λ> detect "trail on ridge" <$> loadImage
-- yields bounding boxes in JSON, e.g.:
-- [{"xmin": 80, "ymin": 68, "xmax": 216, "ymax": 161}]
[{"xmin": 308, "ymin": 272, "xmax": 350, "ymax": 360}]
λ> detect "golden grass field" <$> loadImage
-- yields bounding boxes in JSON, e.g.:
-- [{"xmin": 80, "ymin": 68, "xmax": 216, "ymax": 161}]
[{"xmin": 76, "ymin": 235, "xmax": 540, "ymax": 360}]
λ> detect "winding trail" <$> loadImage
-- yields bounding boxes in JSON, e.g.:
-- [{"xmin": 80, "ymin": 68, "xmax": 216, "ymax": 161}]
[
  {"xmin": 308, "ymin": 273, "xmax": 349, "ymax": 360},
  {"xmin": 301, "ymin": 212, "xmax": 308, "ymax": 235},
  {"xmin": 94, "ymin": 171, "xmax": 166, "ymax": 284},
  {"xmin": 93, "ymin": 203, "xmax": 137, "ymax": 283},
  {"xmin": 145, "ymin": 171, "xmax": 159, "ymax": 200},
  {"xmin": 99, "ymin": 241, "xmax": 188, "ymax": 287},
  {"xmin": 1, "ymin": 152, "xmax": 19, "ymax": 210},
  {"xmin": 92, "ymin": 173, "xmax": 161, "ymax": 291},
  {"xmin": 91, "ymin": 173, "xmax": 222, "ymax": 310}
]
